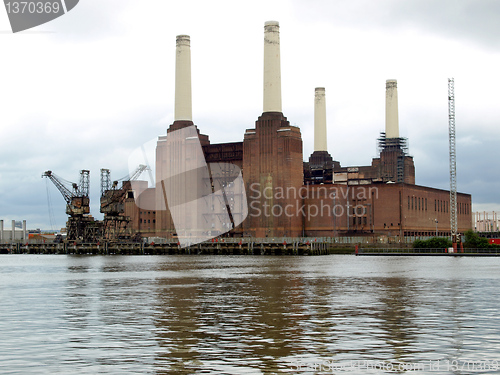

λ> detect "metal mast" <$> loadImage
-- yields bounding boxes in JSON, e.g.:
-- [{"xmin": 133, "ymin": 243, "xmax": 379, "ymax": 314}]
[
  {"xmin": 80, "ymin": 170, "xmax": 90, "ymax": 197},
  {"xmin": 100, "ymin": 169, "xmax": 111, "ymax": 197},
  {"xmin": 448, "ymin": 78, "xmax": 457, "ymax": 243}
]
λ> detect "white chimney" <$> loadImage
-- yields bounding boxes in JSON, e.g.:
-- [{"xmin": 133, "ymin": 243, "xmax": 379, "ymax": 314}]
[
  {"xmin": 385, "ymin": 79, "xmax": 399, "ymax": 138},
  {"xmin": 174, "ymin": 35, "xmax": 192, "ymax": 121},
  {"xmin": 314, "ymin": 87, "xmax": 327, "ymax": 152},
  {"xmin": 263, "ymin": 21, "xmax": 282, "ymax": 113}
]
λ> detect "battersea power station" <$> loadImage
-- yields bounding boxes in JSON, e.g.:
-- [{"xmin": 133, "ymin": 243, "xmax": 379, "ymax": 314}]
[{"xmin": 124, "ymin": 21, "xmax": 472, "ymax": 243}]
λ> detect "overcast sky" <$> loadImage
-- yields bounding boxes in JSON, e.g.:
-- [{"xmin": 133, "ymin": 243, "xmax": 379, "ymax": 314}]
[{"xmin": 1, "ymin": 0, "xmax": 499, "ymax": 230}]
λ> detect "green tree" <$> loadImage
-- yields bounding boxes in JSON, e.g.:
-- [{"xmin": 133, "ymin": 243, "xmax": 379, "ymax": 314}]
[
  {"xmin": 413, "ymin": 237, "xmax": 452, "ymax": 249},
  {"xmin": 463, "ymin": 230, "xmax": 490, "ymax": 249}
]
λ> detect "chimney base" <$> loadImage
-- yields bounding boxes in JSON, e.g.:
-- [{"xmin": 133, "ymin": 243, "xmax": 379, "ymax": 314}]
[{"xmin": 167, "ymin": 121, "xmax": 210, "ymax": 146}]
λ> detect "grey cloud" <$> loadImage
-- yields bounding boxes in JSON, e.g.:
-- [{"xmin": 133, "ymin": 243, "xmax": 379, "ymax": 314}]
[
  {"xmin": 390, "ymin": 0, "xmax": 500, "ymax": 49},
  {"xmin": 294, "ymin": 0, "xmax": 500, "ymax": 50}
]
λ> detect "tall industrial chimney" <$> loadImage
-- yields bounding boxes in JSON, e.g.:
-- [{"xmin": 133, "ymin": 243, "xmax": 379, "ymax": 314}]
[
  {"xmin": 263, "ymin": 21, "xmax": 282, "ymax": 113},
  {"xmin": 306, "ymin": 86, "xmax": 335, "ymax": 183},
  {"xmin": 314, "ymin": 87, "xmax": 327, "ymax": 152},
  {"xmin": 174, "ymin": 35, "xmax": 192, "ymax": 121},
  {"xmin": 385, "ymin": 79, "xmax": 399, "ymax": 138}
]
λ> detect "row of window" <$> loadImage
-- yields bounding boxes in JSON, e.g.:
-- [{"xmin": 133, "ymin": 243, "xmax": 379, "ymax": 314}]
[
  {"xmin": 351, "ymin": 217, "xmax": 368, "ymax": 226},
  {"xmin": 459, "ymin": 202, "xmax": 470, "ymax": 215},
  {"xmin": 408, "ymin": 196, "xmax": 470, "ymax": 215},
  {"xmin": 140, "ymin": 219, "xmax": 156, "ymax": 224},
  {"xmin": 435, "ymin": 199, "xmax": 448, "ymax": 213},
  {"xmin": 408, "ymin": 196, "xmax": 428, "ymax": 211},
  {"xmin": 140, "ymin": 211, "xmax": 156, "ymax": 215},
  {"xmin": 404, "ymin": 231, "xmax": 451, "ymax": 237}
]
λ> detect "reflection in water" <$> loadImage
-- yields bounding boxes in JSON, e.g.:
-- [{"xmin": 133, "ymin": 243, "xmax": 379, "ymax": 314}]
[
  {"xmin": 0, "ymin": 255, "xmax": 500, "ymax": 374},
  {"xmin": 151, "ymin": 268, "xmax": 307, "ymax": 373}
]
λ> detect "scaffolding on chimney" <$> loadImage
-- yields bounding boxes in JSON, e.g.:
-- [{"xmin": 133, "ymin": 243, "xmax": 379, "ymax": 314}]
[{"xmin": 377, "ymin": 132, "xmax": 409, "ymax": 183}]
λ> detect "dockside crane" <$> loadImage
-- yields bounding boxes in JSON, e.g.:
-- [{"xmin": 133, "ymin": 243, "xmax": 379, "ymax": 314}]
[
  {"xmin": 42, "ymin": 170, "xmax": 101, "ymax": 242},
  {"xmin": 100, "ymin": 165, "xmax": 150, "ymax": 240}
]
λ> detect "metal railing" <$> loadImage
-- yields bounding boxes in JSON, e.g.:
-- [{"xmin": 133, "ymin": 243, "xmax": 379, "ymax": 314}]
[{"xmin": 358, "ymin": 247, "xmax": 500, "ymax": 255}]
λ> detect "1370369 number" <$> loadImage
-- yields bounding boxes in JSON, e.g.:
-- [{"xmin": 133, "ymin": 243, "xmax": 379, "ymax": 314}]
[{"xmin": 5, "ymin": 2, "xmax": 61, "ymax": 14}]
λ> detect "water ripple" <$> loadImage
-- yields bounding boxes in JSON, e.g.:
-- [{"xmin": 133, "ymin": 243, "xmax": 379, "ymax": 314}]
[{"xmin": 1, "ymin": 255, "xmax": 500, "ymax": 374}]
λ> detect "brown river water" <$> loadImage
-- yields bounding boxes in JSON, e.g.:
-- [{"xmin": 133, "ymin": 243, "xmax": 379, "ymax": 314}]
[{"xmin": 1, "ymin": 254, "xmax": 499, "ymax": 374}]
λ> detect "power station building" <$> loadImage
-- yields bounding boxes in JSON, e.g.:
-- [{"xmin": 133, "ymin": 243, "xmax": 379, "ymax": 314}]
[{"xmin": 124, "ymin": 21, "xmax": 472, "ymax": 241}]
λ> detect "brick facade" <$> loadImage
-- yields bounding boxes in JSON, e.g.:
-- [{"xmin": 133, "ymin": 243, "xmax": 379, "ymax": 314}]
[
  {"xmin": 304, "ymin": 183, "xmax": 472, "ymax": 237},
  {"xmin": 243, "ymin": 112, "xmax": 303, "ymax": 237}
]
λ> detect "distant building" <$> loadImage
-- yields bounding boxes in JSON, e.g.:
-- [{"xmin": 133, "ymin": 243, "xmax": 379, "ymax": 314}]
[
  {"xmin": 473, "ymin": 211, "xmax": 499, "ymax": 232},
  {"xmin": 0, "ymin": 220, "xmax": 27, "ymax": 241}
]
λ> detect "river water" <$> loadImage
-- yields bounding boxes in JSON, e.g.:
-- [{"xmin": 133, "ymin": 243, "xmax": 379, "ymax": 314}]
[{"xmin": 1, "ymin": 255, "xmax": 499, "ymax": 374}]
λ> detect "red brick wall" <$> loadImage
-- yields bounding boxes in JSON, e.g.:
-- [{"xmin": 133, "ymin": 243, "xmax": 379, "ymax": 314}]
[
  {"xmin": 243, "ymin": 112, "xmax": 303, "ymax": 237},
  {"xmin": 303, "ymin": 183, "xmax": 472, "ymax": 237}
]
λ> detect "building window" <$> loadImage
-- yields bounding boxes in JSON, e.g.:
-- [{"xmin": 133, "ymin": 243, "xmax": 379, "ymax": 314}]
[
  {"xmin": 411, "ymin": 197, "xmax": 414, "ymax": 210},
  {"xmin": 434, "ymin": 199, "xmax": 437, "ymax": 212},
  {"xmin": 418, "ymin": 197, "xmax": 421, "ymax": 211},
  {"xmin": 140, "ymin": 219, "xmax": 142, "ymax": 223},
  {"xmin": 408, "ymin": 196, "xmax": 410, "ymax": 210}
]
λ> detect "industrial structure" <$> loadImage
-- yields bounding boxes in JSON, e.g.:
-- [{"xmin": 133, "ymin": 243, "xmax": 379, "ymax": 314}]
[
  {"xmin": 0, "ymin": 220, "xmax": 27, "ymax": 241},
  {"xmin": 100, "ymin": 165, "xmax": 149, "ymax": 240},
  {"xmin": 448, "ymin": 78, "xmax": 458, "ymax": 244},
  {"xmin": 474, "ymin": 211, "xmax": 500, "ymax": 233},
  {"xmin": 42, "ymin": 170, "xmax": 101, "ymax": 242},
  {"xmin": 42, "ymin": 21, "xmax": 472, "ymax": 243}
]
